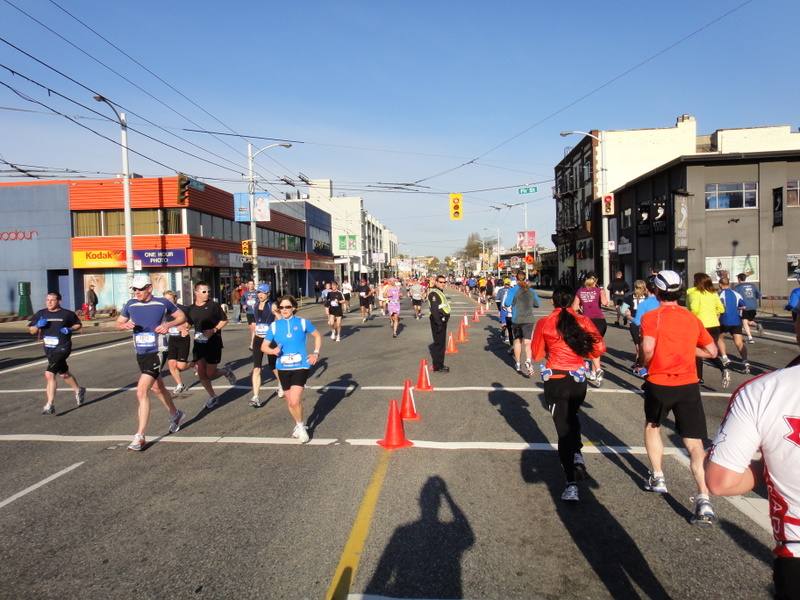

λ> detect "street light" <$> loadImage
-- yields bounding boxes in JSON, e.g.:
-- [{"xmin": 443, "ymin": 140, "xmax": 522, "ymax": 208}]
[
  {"xmin": 93, "ymin": 94, "xmax": 134, "ymax": 293},
  {"xmin": 560, "ymin": 130, "xmax": 610, "ymax": 286},
  {"xmin": 247, "ymin": 142, "xmax": 292, "ymax": 287},
  {"xmin": 484, "ymin": 227, "xmax": 501, "ymax": 277}
]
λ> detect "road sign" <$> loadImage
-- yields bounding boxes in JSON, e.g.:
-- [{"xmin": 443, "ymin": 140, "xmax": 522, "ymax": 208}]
[{"xmin": 518, "ymin": 186, "xmax": 538, "ymax": 195}]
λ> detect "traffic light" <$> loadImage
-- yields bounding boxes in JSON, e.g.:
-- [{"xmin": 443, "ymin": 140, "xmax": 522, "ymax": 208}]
[
  {"xmin": 601, "ymin": 193, "xmax": 615, "ymax": 216},
  {"xmin": 241, "ymin": 240, "xmax": 251, "ymax": 256},
  {"xmin": 177, "ymin": 173, "xmax": 190, "ymax": 205},
  {"xmin": 449, "ymin": 193, "xmax": 463, "ymax": 220}
]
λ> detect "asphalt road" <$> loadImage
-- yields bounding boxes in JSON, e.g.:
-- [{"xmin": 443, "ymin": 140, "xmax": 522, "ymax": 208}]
[{"xmin": 1, "ymin": 291, "xmax": 796, "ymax": 600}]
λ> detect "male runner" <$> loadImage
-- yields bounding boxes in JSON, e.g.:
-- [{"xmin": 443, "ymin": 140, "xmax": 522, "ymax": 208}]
[
  {"xmin": 357, "ymin": 278, "xmax": 373, "ymax": 323},
  {"xmin": 326, "ymin": 281, "xmax": 345, "ymax": 342},
  {"xmin": 408, "ymin": 279, "xmax": 425, "ymax": 320},
  {"xmin": 116, "ymin": 275, "xmax": 187, "ymax": 451},
  {"xmin": 734, "ymin": 272, "xmax": 763, "ymax": 343},
  {"xmin": 341, "ymin": 278, "xmax": 353, "ymax": 315},
  {"xmin": 640, "ymin": 270, "xmax": 719, "ymax": 525},
  {"xmin": 717, "ymin": 276, "xmax": 750, "ymax": 373},
  {"xmin": 240, "ymin": 279, "xmax": 258, "ymax": 349},
  {"xmin": 29, "ymin": 292, "xmax": 86, "ymax": 415},
  {"xmin": 249, "ymin": 284, "xmax": 282, "ymax": 407}
]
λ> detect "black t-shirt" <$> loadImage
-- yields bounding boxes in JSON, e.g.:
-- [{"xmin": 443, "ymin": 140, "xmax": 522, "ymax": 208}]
[
  {"xmin": 30, "ymin": 308, "xmax": 80, "ymax": 354},
  {"xmin": 326, "ymin": 291, "xmax": 345, "ymax": 313},
  {"xmin": 608, "ymin": 279, "xmax": 630, "ymax": 296},
  {"xmin": 186, "ymin": 301, "xmax": 227, "ymax": 346},
  {"xmin": 356, "ymin": 285, "xmax": 372, "ymax": 298}
]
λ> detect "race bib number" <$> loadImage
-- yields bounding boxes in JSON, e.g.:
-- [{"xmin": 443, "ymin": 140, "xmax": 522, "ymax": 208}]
[
  {"xmin": 194, "ymin": 331, "xmax": 208, "ymax": 343},
  {"xmin": 43, "ymin": 336, "xmax": 59, "ymax": 348},
  {"xmin": 359, "ymin": 292, "xmax": 366, "ymax": 297},
  {"xmin": 330, "ymin": 300, "xmax": 338, "ymax": 307},
  {"xmin": 254, "ymin": 323, "xmax": 269, "ymax": 337},
  {"xmin": 280, "ymin": 353, "xmax": 302, "ymax": 367},
  {"xmin": 134, "ymin": 332, "xmax": 157, "ymax": 349},
  {"xmin": 413, "ymin": 293, "xmax": 421, "ymax": 300},
  {"xmin": 246, "ymin": 299, "xmax": 256, "ymax": 307},
  {"xmin": 168, "ymin": 326, "xmax": 182, "ymax": 336}
]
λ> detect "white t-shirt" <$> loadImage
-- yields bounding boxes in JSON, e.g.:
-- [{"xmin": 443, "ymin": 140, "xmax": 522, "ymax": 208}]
[{"xmin": 708, "ymin": 365, "xmax": 800, "ymax": 557}]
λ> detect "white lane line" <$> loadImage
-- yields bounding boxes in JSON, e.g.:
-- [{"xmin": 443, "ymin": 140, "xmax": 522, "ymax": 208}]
[
  {"xmin": 0, "ymin": 461, "xmax": 84, "ymax": 510},
  {"xmin": 0, "ymin": 434, "xmax": 339, "ymax": 446},
  {"xmin": 0, "ymin": 340, "xmax": 131, "ymax": 376},
  {"xmin": 0, "ymin": 330, "xmax": 124, "ymax": 352}
]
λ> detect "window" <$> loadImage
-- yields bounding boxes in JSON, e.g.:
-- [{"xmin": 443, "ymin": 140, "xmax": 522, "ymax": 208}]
[
  {"xmin": 74, "ymin": 211, "xmax": 101, "ymax": 236},
  {"xmin": 622, "ymin": 208, "xmax": 632, "ymax": 229},
  {"xmin": 788, "ymin": 181, "xmax": 800, "ymax": 207},
  {"xmin": 162, "ymin": 208, "xmax": 183, "ymax": 234},
  {"xmin": 132, "ymin": 209, "xmax": 160, "ymax": 235},
  {"xmin": 104, "ymin": 210, "xmax": 124, "ymax": 235},
  {"xmin": 705, "ymin": 183, "xmax": 757, "ymax": 210}
]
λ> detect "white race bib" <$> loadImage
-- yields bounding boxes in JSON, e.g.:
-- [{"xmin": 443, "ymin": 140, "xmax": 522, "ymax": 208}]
[
  {"xmin": 330, "ymin": 300, "xmax": 338, "ymax": 307},
  {"xmin": 134, "ymin": 332, "xmax": 157, "ymax": 349},
  {"xmin": 43, "ymin": 336, "xmax": 59, "ymax": 348},
  {"xmin": 168, "ymin": 326, "xmax": 181, "ymax": 336},
  {"xmin": 194, "ymin": 331, "xmax": 208, "ymax": 343},
  {"xmin": 254, "ymin": 323, "xmax": 269, "ymax": 337},
  {"xmin": 280, "ymin": 353, "xmax": 301, "ymax": 366},
  {"xmin": 246, "ymin": 299, "xmax": 256, "ymax": 307}
]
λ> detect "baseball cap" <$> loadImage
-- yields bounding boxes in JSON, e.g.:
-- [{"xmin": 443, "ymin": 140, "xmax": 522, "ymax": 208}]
[
  {"xmin": 653, "ymin": 270, "xmax": 682, "ymax": 291},
  {"xmin": 503, "ymin": 278, "xmax": 511, "ymax": 285},
  {"xmin": 131, "ymin": 274, "xmax": 152, "ymax": 289},
  {"xmin": 257, "ymin": 283, "xmax": 270, "ymax": 293}
]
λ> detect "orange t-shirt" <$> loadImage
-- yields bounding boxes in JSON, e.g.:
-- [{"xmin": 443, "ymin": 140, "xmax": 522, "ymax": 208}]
[{"xmin": 640, "ymin": 304, "xmax": 713, "ymax": 386}]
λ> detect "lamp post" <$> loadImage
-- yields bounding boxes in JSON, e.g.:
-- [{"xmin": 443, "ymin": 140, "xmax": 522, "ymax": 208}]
[
  {"xmin": 247, "ymin": 142, "xmax": 292, "ymax": 287},
  {"xmin": 93, "ymin": 94, "xmax": 134, "ymax": 293},
  {"xmin": 484, "ymin": 227, "xmax": 501, "ymax": 277},
  {"xmin": 560, "ymin": 130, "xmax": 609, "ymax": 286}
]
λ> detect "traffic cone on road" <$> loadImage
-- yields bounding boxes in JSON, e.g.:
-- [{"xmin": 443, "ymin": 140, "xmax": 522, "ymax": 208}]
[
  {"xmin": 445, "ymin": 332, "xmax": 459, "ymax": 354},
  {"xmin": 414, "ymin": 359, "xmax": 434, "ymax": 391},
  {"xmin": 472, "ymin": 310, "xmax": 480, "ymax": 323},
  {"xmin": 457, "ymin": 320, "xmax": 469, "ymax": 342},
  {"xmin": 463, "ymin": 313, "xmax": 471, "ymax": 328},
  {"xmin": 377, "ymin": 399, "xmax": 413, "ymax": 449},
  {"xmin": 478, "ymin": 303, "xmax": 485, "ymax": 316},
  {"xmin": 400, "ymin": 379, "xmax": 421, "ymax": 421}
]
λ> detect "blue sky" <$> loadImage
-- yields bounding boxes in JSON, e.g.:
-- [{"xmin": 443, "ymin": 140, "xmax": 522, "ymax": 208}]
[{"xmin": 1, "ymin": 0, "xmax": 797, "ymax": 259}]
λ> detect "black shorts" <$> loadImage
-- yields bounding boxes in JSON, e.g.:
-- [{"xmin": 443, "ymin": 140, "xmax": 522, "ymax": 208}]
[
  {"xmin": 245, "ymin": 313, "xmax": 255, "ymax": 324},
  {"xmin": 193, "ymin": 337, "xmax": 223, "ymax": 365},
  {"xmin": 343, "ymin": 293, "xmax": 351, "ymax": 301},
  {"xmin": 45, "ymin": 351, "xmax": 70, "ymax": 375},
  {"xmin": 629, "ymin": 322, "xmax": 641, "ymax": 345},
  {"xmin": 277, "ymin": 369, "xmax": 309, "ymax": 389},
  {"xmin": 590, "ymin": 317, "xmax": 608, "ymax": 338},
  {"xmin": 359, "ymin": 297, "xmax": 371, "ymax": 308},
  {"xmin": 511, "ymin": 322, "xmax": 535, "ymax": 340},
  {"xmin": 253, "ymin": 338, "xmax": 278, "ymax": 370},
  {"xmin": 774, "ymin": 556, "xmax": 800, "ymax": 600},
  {"xmin": 643, "ymin": 381, "xmax": 706, "ymax": 439},
  {"xmin": 167, "ymin": 335, "xmax": 191, "ymax": 362},
  {"xmin": 136, "ymin": 351, "xmax": 167, "ymax": 379},
  {"xmin": 742, "ymin": 309, "xmax": 757, "ymax": 321},
  {"xmin": 720, "ymin": 323, "xmax": 744, "ymax": 336},
  {"xmin": 412, "ymin": 299, "xmax": 423, "ymax": 306},
  {"xmin": 329, "ymin": 308, "xmax": 343, "ymax": 318}
]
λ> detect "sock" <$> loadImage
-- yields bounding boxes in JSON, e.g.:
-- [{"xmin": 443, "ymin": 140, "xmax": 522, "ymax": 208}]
[
  {"xmin": 653, "ymin": 471, "xmax": 664, "ymax": 478},
  {"xmin": 695, "ymin": 493, "xmax": 709, "ymax": 502},
  {"xmin": 722, "ymin": 354, "xmax": 729, "ymax": 361}
]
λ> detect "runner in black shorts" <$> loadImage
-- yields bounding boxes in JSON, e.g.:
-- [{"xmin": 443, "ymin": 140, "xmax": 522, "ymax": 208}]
[
  {"xmin": 249, "ymin": 284, "xmax": 281, "ymax": 407},
  {"xmin": 163, "ymin": 290, "xmax": 194, "ymax": 394}
]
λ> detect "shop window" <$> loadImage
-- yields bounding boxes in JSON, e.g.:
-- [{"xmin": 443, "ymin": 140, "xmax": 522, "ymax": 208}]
[
  {"xmin": 705, "ymin": 182, "xmax": 757, "ymax": 210},
  {"xmin": 787, "ymin": 181, "xmax": 799, "ymax": 207}
]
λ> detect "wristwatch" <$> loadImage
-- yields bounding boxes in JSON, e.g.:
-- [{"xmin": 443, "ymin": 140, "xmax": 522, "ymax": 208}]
[{"xmin": 313, "ymin": 350, "xmax": 320, "ymax": 355}]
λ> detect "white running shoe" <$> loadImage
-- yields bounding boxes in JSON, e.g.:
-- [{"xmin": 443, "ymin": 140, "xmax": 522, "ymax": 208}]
[
  {"xmin": 331, "ymin": 331, "xmax": 336, "ymax": 340},
  {"xmin": 721, "ymin": 369, "xmax": 732, "ymax": 388},
  {"xmin": 336, "ymin": 336, "xmax": 341, "ymax": 342},
  {"xmin": 223, "ymin": 364, "xmax": 236, "ymax": 386},
  {"xmin": 167, "ymin": 409, "xmax": 185, "ymax": 433},
  {"xmin": 292, "ymin": 423, "xmax": 309, "ymax": 443},
  {"xmin": 249, "ymin": 396, "xmax": 261, "ymax": 408},
  {"xmin": 41, "ymin": 403, "xmax": 55, "ymax": 415},
  {"xmin": 277, "ymin": 385, "xmax": 285, "ymax": 398},
  {"xmin": 561, "ymin": 484, "xmax": 579, "ymax": 502},
  {"xmin": 75, "ymin": 387, "xmax": 86, "ymax": 406},
  {"xmin": 127, "ymin": 434, "xmax": 146, "ymax": 451},
  {"xmin": 205, "ymin": 396, "xmax": 219, "ymax": 409},
  {"xmin": 690, "ymin": 496, "xmax": 717, "ymax": 526},
  {"xmin": 173, "ymin": 383, "xmax": 186, "ymax": 394}
]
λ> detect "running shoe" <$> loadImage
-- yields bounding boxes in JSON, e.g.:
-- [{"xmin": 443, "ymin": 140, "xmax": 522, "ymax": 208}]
[
  {"xmin": 41, "ymin": 403, "xmax": 55, "ymax": 415},
  {"xmin": 561, "ymin": 483, "xmax": 579, "ymax": 502},
  {"xmin": 362, "ymin": 318, "xmax": 367, "ymax": 323},
  {"xmin": 173, "ymin": 383, "xmax": 186, "ymax": 394},
  {"xmin": 127, "ymin": 434, "xmax": 146, "ymax": 451},
  {"xmin": 585, "ymin": 369, "xmax": 596, "ymax": 381},
  {"xmin": 205, "ymin": 396, "xmax": 219, "ymax": 409},
  {"xmin": 746, "ymin": 338, "xmax": 755, "ymax": 344},
  {"xmin": 249, "ymin": 396, "xmax": 261, "ymax": 408},
  {"xmin": 515, "ymin": 363, "xmax": 522, "ymax": 373},
  {"xmin": 292, "ymin": 423, "xmax": 309, "ymax": 443},
  {"xmin": 223, "ymin": 364, "xmax": 236, "ymax": 386},
  {"xmin": 503, "ymin": 336, "xmax": 510, "ymax": 344},
  {"xmin": 277, "ymin": 385, "xmax": 285, "ymax": 398},
  {"xmin": 756, "ymin": 322, "xmax": 764, "ymax": 334},
  {"xmin": 335, "ymin": 336, "xmax": 341, "ymax": 342},
  {"xmin": 633, "ymin": 366, "xmax": 648, "ymax": 378},
  {"xmin": 167, "ymin": 409, "xmax": 185, "ymax": 433},
  {"xmin": 574, "ymin": 454, "xmax": 589, "ymax": 480},
  {"xmin": 75, "ymin": 387, "xmax": 86, "ymax": 406},
  {"xmin": 644, "ymin": 473, "xmax": 668, "ymax": 493},
  {"xmin": 591, "ymin": 369, "xmax": 604, "ymax": 387},
  {"xmin": 721, "ymin": 356, "xmax": 731, "ymax": 367},
  {"xmin": 721, "ymin": 369, "xmax": 732, "ymax": 388},
  {"xmin": 525, "ymin": 359, "xmax": 534, "ymax": 376},
  {"xmin": 330, "ymin": 331, "xmax": 336, "ymax": 340},
  {"xmin": 742, "ymin": 361, "xmax": 751, "ymax": 374},
  {"xmin": 392, "ymin": 332, "xmax": 397, "ymax": 338},
  {"xmin": 689, "ymin": 496, "xmax": 717, "ymax": 526}
]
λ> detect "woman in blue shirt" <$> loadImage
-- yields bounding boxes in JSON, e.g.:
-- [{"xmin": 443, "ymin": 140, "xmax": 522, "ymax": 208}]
[{"xmin": 262, "ymin": 295, "xmax": 322, "ymax": 443}]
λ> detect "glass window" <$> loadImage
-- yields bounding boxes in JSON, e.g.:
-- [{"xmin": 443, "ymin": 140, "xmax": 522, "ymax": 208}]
[
  {"xmin": 622, "ymin": 208, "xmax": 632, "ymax": 229},
  {"xmin": 73, "ymin": 211, "xmax": 102, "ymax": 236},
  {"xmin": 788, "ymin": 181, "xmax": 799, "ymax": 207},
  {"xmin": 104, "ymin": 210, "xmax": 124, "ymax": 236},
  {"xmin": 132, "ymin": 209, "xmax": 159, "ymax": 235},
  {"xmin": 162, "ymin": 208, "xmax": 183, "ymax": 234},
  {"xmin": 186, "ymin": 210, "xmax": 201, "ymax": 235},
  {"xmin": 705, "ymin": 182, "xmax": 758, "ymax": 210},
  {"xmin": 199, "ymin": 212, "xmax": 213, "ymax": 237}
]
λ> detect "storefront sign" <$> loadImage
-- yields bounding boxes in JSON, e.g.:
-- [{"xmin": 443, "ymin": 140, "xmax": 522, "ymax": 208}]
[
  {"xmin": 73, "ymin": 250, "xmax": 126, "ymax": 268},
  {"xmin": 192, "ymin": 249, "xmax": 231, "ymax": 267},
  {"xmin": 134, "ymin": 249, "xmax": 187, "ymax": 267},
  {"xmin": 673, "ymin": 193, "xmax": 689, "ymax": 249}
]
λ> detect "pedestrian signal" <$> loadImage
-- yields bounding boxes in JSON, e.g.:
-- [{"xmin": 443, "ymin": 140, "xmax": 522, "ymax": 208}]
[
  {"xmin": 449, "ymin": 193, "xmax": 463, "ymax": 220},
  {"xmin": 177, "ymin": 173, "xmax": 190, "ymax": 205},
  {"xmin": 602, "ymin": 193, "xmax": 615, "ymax": 216},
  {"xmin": 242, "ymin": 240, "xmax": 251, "ymax": 256}
]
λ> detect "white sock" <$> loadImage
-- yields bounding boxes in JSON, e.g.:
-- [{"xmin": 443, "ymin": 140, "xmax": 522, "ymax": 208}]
[{"xmin": 653, "ymin": 471, "xmax": 664, "ymax": 478}]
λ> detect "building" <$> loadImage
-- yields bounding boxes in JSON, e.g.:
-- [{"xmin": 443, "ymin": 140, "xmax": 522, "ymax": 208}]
[{"xmin": 0, "ymin": 176, "xmax": 334, "ymax": 314}]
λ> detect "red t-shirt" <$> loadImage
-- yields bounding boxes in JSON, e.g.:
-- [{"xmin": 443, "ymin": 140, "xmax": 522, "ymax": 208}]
[
  {"xmin": 532, "ymin": 308, "xmax": 606, "ymax": 372},
  {"xmin": 640, "ymin": 304, "xmax": 713, "ymax": 386}
]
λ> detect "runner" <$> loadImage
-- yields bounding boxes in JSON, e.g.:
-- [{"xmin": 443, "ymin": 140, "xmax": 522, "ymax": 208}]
[
  {"xmin": 326, "ymin": 281, "xmax": 345, "ymax": 342},
  {"xmin": 686, "ymin": 272, "xmax": 729, "ymax": 387},
  {"xmin": 532, "ymin": 285, "xmax": 606, "ymax": 502},
  {"xmin": 385, "ymin": 277, "xmax": 402, "ymax": 337},
  {"xmin": 240, "ymin": 279, "xmax": 258, "ymax": 350},
  {"xmin": 29, "ymin": 292, "xmax": 86, "ymax": 415},
  {"xmin": 378, "ymin": 278, "xmax": 389, "ymax": 316},
  {"xmin": 734, "ymin": 272, "xmax": 763, "ymax": 343},
  {"xmin": 573, "ymin": 272, "xmax": 609, "ymax": 386},
  {"xmin": 408, "ymin": 278, "xmax": 425, "ymax": 320},
  {"xmin": 357, "ymin": 278, "xmax": 373, "ymax": 322},
  {"xmin": 186, "ymin": 281, "xmax": 236, "ymax": 409},
  {"xmin": 249, "ymin": 284, "xmax": 282, "ymax": 407},
  {"xmin": 484, "ymin": 276, "xmax": 495, "ymax": 311},
  {"xmin": 621, "ymin": 280, "xmax": 649, "ymax": 376},
  {"xmin": 262, "ymin": 295, "xmax": 323, "ymax": 443},
  {"xmin": 163, "ymin": 290, "xmax": 194, "ymax": 394},
  {"xmin": 640, "ymin": 270, "xmax": 720, "ymax": 525},
  {"xmin": 717, "ymin": 276, "xmax": 750, "ymax": 374},
  {"xmin": 510, "ymin": 273, "xmax": 540, "ymax": 375},
  {"xmin": 607, "ymin": 271, "xmax": 631, "ymax": 326},
  {"xmin": 341, "ymin": 278, "xmax": 353, "ymax": 315},
  {"xmin": 115, "ymin": 275, "xmax": 187, "ymax": 451}
]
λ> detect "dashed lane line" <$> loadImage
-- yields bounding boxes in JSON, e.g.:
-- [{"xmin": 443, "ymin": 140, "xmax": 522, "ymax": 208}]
[
  {"xmin": 0, "ymin": 461, "xmax": 84, "ymax": 510},
  {"xmin": 0, "ymin": 340, "xmax": 131, "ymax": 375}
]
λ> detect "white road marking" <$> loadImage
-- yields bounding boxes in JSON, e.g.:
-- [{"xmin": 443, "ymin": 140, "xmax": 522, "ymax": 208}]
[
  {"xmin": 0, "ymin": 461, "xmax": 84, "ymax": 510},
  {"xmin": 0, "ymin": 340, "xmax": 131, "ymax": 375}
]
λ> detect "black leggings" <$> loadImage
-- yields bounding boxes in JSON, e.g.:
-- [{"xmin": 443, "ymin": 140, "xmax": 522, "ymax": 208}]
[
  {"xmin": 696, "ymin": 326, "xmax": 725, "ymax": 378},
  {"xmin": 543, "ymin": 374, "xmax": 587, "ymax": 482}
]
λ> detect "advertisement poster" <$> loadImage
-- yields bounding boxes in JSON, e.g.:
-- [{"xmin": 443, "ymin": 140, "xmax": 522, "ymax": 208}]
[
  {"xmin": 338, "ymin": 235, "xmax": 357, "ymax": 251},
  {"xmin": 516, "ymin": 231, "xmax": 535, "ymax": 249},
  {"xmin": 704, "ymin": 256, "xmax": 759, "ymax": 282}
]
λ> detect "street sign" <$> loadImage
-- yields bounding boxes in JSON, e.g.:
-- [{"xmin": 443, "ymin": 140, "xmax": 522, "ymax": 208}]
[{"xmin": 517, "ymin": 186, "xmax": 538, "ymax": 195}]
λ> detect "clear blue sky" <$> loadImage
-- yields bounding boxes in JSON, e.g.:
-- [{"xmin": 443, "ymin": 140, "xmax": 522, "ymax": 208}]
[{"xmin": 1, "ymin": 0, "xmax": 796, "ymax": 259}]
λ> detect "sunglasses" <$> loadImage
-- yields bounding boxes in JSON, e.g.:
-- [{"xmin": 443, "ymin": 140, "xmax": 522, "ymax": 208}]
[
  {"xmin": 196, "ymin": 290, "xmax": 210, "ymax": 293},
  {"xmin": 278, "ymin": 305, "xmax": 294, "ymax": 309},
  {"xmin": 132, "ymin": 287, "xmax": 147, "ymax": 292}
]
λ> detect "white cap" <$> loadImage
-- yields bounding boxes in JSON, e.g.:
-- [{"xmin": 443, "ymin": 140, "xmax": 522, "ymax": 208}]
[
  {"xmin": 131, "ymin": 274, "xmax": 152, "ymax": 289},
  {"xmin": 654, "ymin": 270, "xmax": 682, "ymax": 291}
]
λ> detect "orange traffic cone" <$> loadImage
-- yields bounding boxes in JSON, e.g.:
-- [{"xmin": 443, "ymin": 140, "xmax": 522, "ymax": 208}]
[
  {"xmin": 400, "ymin": 379, "xmax": 421, "ymax": 421},
  {"xmin": 445, "ymin": 331, "xmax": 459, "ymax": 354},
  {"xmin": 478, "ymin": 303, "xmax": 485, "ymax": 316},
  {"xmin": 457, "ymin": 320, "xmax": 469, "ymax": 342},
  {"xmin": 472, "ymin": 310, "xmax": 480, "ymax": 323},
  {"xmin": 414, "ymin": 359, "xmax": 434, "ymax": 391},
  {"xmin": 463, "ymin": 313, "xmax": 471, "ymax": 328},
  {"xmin": 377, "ymin": 399, "xmax": 413, "ymax": 449}
]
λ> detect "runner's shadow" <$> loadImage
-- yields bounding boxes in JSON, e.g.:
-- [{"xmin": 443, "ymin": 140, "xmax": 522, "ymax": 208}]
[
  {"xmin": 364, "ymin": 476, "xmax": 474, "ymax": 599},
  {"xmin": 487, "ymin": 382, "xmax": 550, "ymax": 443},
  {"xmin": 521, "ymin": 449, "xmax": 674, "ymax": 599},
  {"xmin": 306, "ymin": 373, "xmax": 358, "ymax": 436},
  {"xmin": 312, "ymin": 357, "xmax": 329, "ymax": 379}
]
